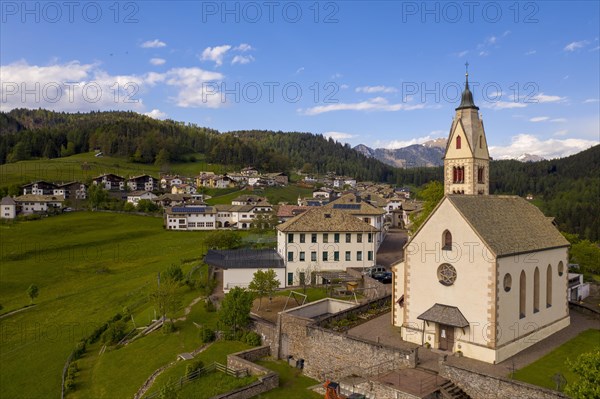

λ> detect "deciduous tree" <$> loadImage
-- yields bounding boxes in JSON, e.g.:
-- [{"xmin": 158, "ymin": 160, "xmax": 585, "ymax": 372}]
[{"xmin": 249, "ymin": 269, "xmax": 280, "ymax": 310}]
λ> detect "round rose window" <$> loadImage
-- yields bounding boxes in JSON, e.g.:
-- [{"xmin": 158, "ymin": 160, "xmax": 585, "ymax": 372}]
[{"xmin": 437, "ymin": 264, "xmax": 457, "ymax": 286}]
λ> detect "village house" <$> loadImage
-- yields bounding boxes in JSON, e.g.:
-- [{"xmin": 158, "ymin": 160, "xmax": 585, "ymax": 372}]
[
  {"xmin": 240, "ymin": 166, "xmax": 259, "ymax": 176},
  {"xmin": 22, "ymin": 181, "xmax": 57, "ymax": 195},
  {"xmin": 164, "ymin": 205, "xmax": 217, "ymax": 230},
  {"xmin": 204, "ymin": 249, "xmax": 285, "ymax": 292},
  {"xmin": 231, "ymin": 195, "xmax": 270, "ymax": 206},
  {"xmin": 14, "ymin": 194, "xmax": 64, "ymax": 215},
  {"xmin": 392, "ymin": 73, "xmax": 571, "ymax": 364},
  {"xmin": 276, "ymin": 207, "xmax": 378, "ymax": 286},
  {"xmin": 93, "ymin": 174, "xmax": 125, "ymax": 191},
  {"xmin": 324, "ymin": 193, "xmax": 386, "ymax": 249},
  {"xmin": 1, "ymin": 196, "xmax": 17, "ymax": 219},
  {"xmin": 171, "ymin": 184, "xmax": 196, "ymax": 195},
  {"xmin": 160, "ymin": 175, "xmax": 183, "ymax": 189},
  {"xmin": 276, "ymin": 205, "xmax": 310, "ymax": 223},
  {"xmin": 53, "ymin": 182, "xmax": 87, "ymax": 200},
  {"xmin": 332, "ymin": 176, "xmax": 357, "ymax": 189},
  {"xmin": 127, "ymin": 191, "xmax": 158, "ymax": 205},
  {"xmin": 127, "ymin": 174, "xmax": 156, "ymax": 192}
]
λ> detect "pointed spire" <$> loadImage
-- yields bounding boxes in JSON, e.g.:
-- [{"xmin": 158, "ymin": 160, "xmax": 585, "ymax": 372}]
[{"xmin": 456, "ymin": 62, "xmax": 479, "ymax": 110}]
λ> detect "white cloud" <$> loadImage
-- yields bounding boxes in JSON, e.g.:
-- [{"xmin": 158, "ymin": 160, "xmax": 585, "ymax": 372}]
[
  {"xmin": 489, "ymin": 134, "xmax": 598, "ymax": 159},
  {"xmin": 564, "ymin": 40, "xmax": 588, "ymax": 52},
  {"xmin": 455, "ymin": 50, "xmax": 469, "ymax": 57},
  {"xmin": 200, "ymin": 45, "xmax": 232, "ymax": 66},
  {"xmin": 525, "ymin": 50, "xmax": 536, "ymax": 56},
  {"xmin": 550, "ymin": 118, "xmax": 567, "ymax": 123},
  {"xmin": 531, "ymin": 93, "xmax": 565, "ymax": 103},
  {"xmin": 295, "ymin": 67, "xmax": 305, "ymax": 74},
  {"xmin": 529, "ymin": 116, "xmax": 549, "ymax": 122},
  {"xmin": 144, "ymin": 109, "xmax": 168, "ymax": 119},
  {"xmin": 231, "ymin": 55, "xmax": 255, "ymax": 65},
  {"xmin": 355, "ymin": 85, "xmax": 397, "ymax": 94},
  {"xmin": 322, "ymin": 131, "xmax": 356, "ymax": 142},
  {"xmin": 301, "ymin": 97, "xmax": 425, "ymax": 115},
  {"xmin": 479, "ymin": 51, "xmax": 489, "ymax": 56},
  {"xmin": 331, "ymin": 73, "xmax": 342, "ymax": 79},
  {"xmin": 234, "ymin": 43, "xmax": 253, "ymax": 52},
  {"xmin": 150, "ymin": 58, "xmax": 166, "ymax": 66},
  {"xmin": 0, "ymin": 60, "xmax": 147, "ymax": 112},
  {"xmin": 482, "ymin": 101, "xmax": 528, "ymax": 110},
  {"xmin": 590, "ymin": 46, "xmax": 600, "ymax": 52},
  {"xmin": 553, "ymin": 130, "xmax": 569, "ymax": 137},
  {"xmin": 583, "ymin": 98, "xmax": 599, "ymax": 103},
  {"xmin": 163, "ymin": 67, "xmax": 225, "ymax": 108},
  {"xmin": 141, "ymin": 39, "xmax": 167, "ymax": 48},
  {"xmin": 340, "ymin": 84, "xmax": 349, "ymax": 90}
]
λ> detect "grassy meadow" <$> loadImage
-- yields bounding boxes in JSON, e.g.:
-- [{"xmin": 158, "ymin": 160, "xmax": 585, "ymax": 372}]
[
  {"xmin": 513, "ymin": 329, "xmax": 600, "ymax": 390},
  {"xmin": 0, "ymin": 212, "xmax": 219, "ymax": 398}
]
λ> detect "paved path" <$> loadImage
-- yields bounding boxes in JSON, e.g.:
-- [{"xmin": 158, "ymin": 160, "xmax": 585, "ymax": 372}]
[{"xmin": 348, "ymin": 309, "xmax": 599, "ymax": 378}]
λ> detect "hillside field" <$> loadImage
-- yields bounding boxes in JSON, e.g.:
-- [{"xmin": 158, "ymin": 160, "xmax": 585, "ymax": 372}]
[{"xmin": 0, "ymin": 212, "xmax": 237, "ymax": 398}]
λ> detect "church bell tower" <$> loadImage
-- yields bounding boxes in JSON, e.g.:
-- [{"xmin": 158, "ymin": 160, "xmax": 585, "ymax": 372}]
[{"xmin": 443, "ymin": 66, "xmax": 490, "ymax": 195}]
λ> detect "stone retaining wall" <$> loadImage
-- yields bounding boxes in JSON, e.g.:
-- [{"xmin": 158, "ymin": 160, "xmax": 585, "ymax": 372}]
[
  {"xmin": 440, "ymin": 361, "xmax": 569, "ymax": 399},
  {"xmin": 218, "ymin": 346, "xmax": 278, "ymax": 399}
]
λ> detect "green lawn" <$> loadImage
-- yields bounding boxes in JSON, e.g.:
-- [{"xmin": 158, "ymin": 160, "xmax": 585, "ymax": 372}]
[
  {"xmin": 254, "ymin": 360, "xmax": 322, "ymax": 399},
  {"xmin": 513, "ymin": 329, "xmax": 600, "ymax": 390},
  {"xmin": 145, "ymin": 341, "xmax": 253, "ymax": 399},
  {"xmin": 0, "ymin": 212, "xmax": 216, "ymax": 398},
  {"xmin": 262, "ymin": 186, "xmax": 313, "ymax": 205}
]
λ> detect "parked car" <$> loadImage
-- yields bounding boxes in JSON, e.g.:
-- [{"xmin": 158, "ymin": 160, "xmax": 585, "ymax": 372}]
[
  {"xmin": 372, "ymin": 271, "xmax": 392, "ymax": 284},
  {"xmin": 62, "ymin": 207, "xmax": 73, "ymax": 212},
  {"xmin": 362, "ymin": 265, "xmax": 386, "ymax": 277}
]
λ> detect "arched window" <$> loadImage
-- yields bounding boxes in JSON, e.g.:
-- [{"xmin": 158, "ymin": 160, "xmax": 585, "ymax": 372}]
[
  {"xmin": 534, "ymin": 267, "xmax": 540, "ymax": 313},
  {"xmin": 456, "ymin": 135, "xmax": 461, "ymax": 149},
  {"xmin": 546, "ymin": 264, "xmax": 552, "ymax": 308},
  {"xmin": 479, "ymin": 135, "xmax": 483, "ymax": 149},
  {"xmin": 519, "ymin": 271, "xmax": 526, "ymax": 319},
  {"xmin": 452, "ymin": 167, "xmax": 457, "ymax": 183},
  {"xmin": 558, "ymin": 261, "xmax": 564, "ymax": 276},
  {"xmin": 478, "ymin": 167, "xmax": 485, "ymax": 184},
  {"xmin": 443, "ymin": 230, "xmax": 452, "ymax": 250}
]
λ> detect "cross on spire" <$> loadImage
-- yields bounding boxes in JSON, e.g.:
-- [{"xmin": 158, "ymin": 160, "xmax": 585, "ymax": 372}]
[{"xmin": 465, "ymin": 61, "xmax": 469, "ymax": 76}]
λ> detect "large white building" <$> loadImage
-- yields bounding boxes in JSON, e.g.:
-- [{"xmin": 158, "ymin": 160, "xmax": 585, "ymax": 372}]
[
  {"xmin": 392, "ymin": 72, "xmax": 570, "ymax": 364},
  {"xmin": 276, "ymin": 207, "xmax": 378, "ymax": 286}
]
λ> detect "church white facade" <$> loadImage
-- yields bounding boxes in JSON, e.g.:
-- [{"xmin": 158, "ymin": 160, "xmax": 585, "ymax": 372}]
[{"xmin": 392, "ymin": 71, "xmax": 570, "ymax": 364}]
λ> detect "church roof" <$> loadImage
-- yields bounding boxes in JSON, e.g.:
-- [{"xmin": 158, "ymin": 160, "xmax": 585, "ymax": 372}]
[
  {"xmin": 418, "ymin": 303, "xmax": 469, "ymax": 328},
  {"xmin": 456, "ymin": 72, "xmax": 479, "ymax": 111},
  {"xmin": 447, "ymin": 195, "xmax": 569, "ymax": 257}
]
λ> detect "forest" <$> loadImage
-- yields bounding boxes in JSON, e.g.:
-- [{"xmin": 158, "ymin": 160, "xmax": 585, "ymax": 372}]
[{"xmin": 1, "ymin": 108, "xmax": 598, "ymax": 241}]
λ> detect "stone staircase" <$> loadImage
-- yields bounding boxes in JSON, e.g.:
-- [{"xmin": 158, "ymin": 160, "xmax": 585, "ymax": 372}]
[{"xmin": 439, "ymin": 380, "xmax": 471, "ymax": 399}]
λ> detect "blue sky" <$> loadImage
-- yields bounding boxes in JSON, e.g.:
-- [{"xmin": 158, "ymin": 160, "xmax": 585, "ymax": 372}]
[{"xmin": 1, "ymin": 1, "xmax": 598, "ymax": 159}]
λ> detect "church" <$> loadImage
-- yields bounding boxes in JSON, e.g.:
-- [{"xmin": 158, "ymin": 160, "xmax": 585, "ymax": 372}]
[{"xmin": 391, "ymin": 71, "xmax": 571, "ymax": 364}]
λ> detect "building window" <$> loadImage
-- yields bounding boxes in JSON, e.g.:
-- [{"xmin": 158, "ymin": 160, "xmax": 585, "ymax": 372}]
[
  {"xmin": 442, "ymin": 230, "xmax": 452, "ymax": 250},
  {"xmin": 367, "ymin": 251, "xmax": 373, "ymax": 261},
  {"xmin": 311, "ymin": 251, "xmax": 317, "ymax": 262},
  {"xmin": 345, "ymin": 233, "xmax": 351, "ymax": 243},
  {"xmin": 334, "ymin": 233, "xmax": 340, "ymax": 243},
  {"xmin": 288, "ymin": 273, "xmax": 293, "ymax": 285},
  {"xmin": 437, "ymin": 264, "xmax": 457, "ymax": 286},
  {"xmin": 477, "ymin": 167, "xmax": 485, "ymax": 184},
  {"xmin": 357, "ymin": 234, "xmax": 363, "ymax": 243},
  {"xmin": 452, "ymin": 166, "xmax": 465, "ymax": 184},
  {"xmin": 546, "ymin": 264, "xmax": 552, "ymax": 308},
  {"xmin": 311, "ymin": 234, "xmax": 317, "ymax": 243},
  {"xmin": 334, "ymin": 251, "xmax": 339, "ymax": 261},
  {"xmin": 503, "ymin": 273, "xmax": 512, "ymax": 292},
  {"xmin": 533, "ymin": 267, "xmax": 540, "ymax": 313},
  {"xmin": 299, "ymin": 252, "xmax": 305, "ymax": 262},
  {"xmin": 300, "ymin": 233, "xmax": 305, "ymax": 243},
  {"xmin": 323, "ymin": 233, "xmax": 329, "ymax": 243},
  {"xmin": 558, "ymin": 261, "xmax": 564, "ymax": 276},
  {"xmin": 368, "ymin": 233, "xmax": 373, "ymax": 243},
  {"xmin": 519, "ymin": 270, "xmax": 526, "ymax": 319},
  {"xmin": 456, "ymin": 135, "xmax": 461, "ymax": 149},
  {"xmin": 479, "ymin": 135, "xmax": 483, "ymax": 149},
  {"xmin": 357, "ymin": 251, "xmax": 362, "ymax": 261},
  {"xmin": 288, "ymin": 252, "xmax": 294, "ymax": 261},
  {"xmin": 363, "ymin": 217, "xmax": 370, "ymax": 224},
  {"xmin": 299, "ymin": 272, "xmax": 306, "ymax": 286},
  {"xmin": 322, "ymin": 251, "xmax": 328, "ymax": 261},
  {"xmin": 345, "ymin": 251, "xmax": 351, "ymax": 261}
]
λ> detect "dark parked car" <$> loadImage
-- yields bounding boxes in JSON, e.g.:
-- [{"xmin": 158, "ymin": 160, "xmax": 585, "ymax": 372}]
[{"xmin": 372, "ymin": 271, "xmax": 392, "ymax": 284}]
